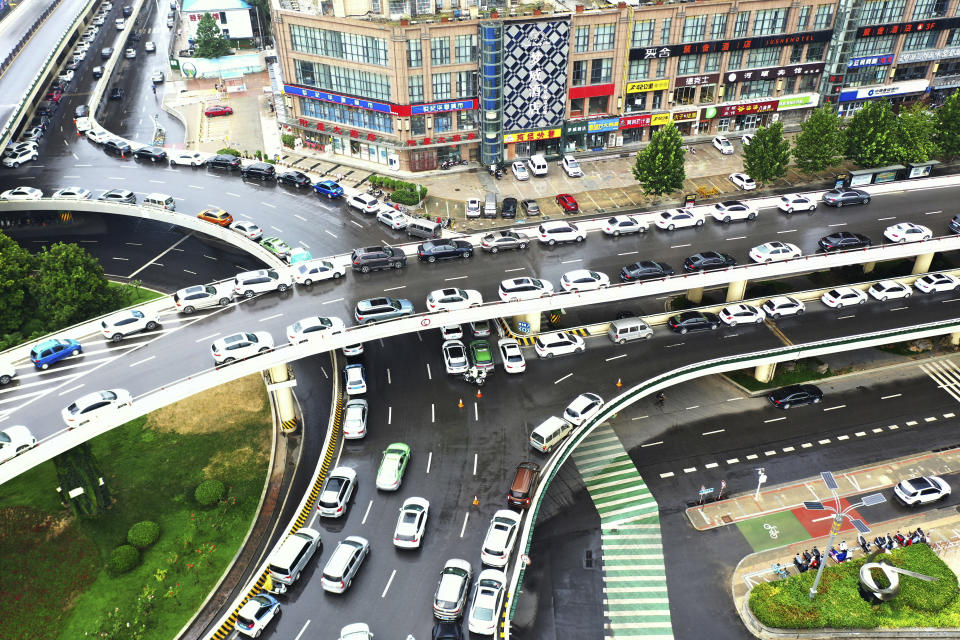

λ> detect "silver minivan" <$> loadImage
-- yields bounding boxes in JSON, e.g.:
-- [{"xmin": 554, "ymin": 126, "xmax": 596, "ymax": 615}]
[
  {"xmin": 529, "ymin": 416, "xmax": 574, "ymax": 453},
  {"xmin": 484, "ymin": 193, "xmax": 497, "ymax": 218},
  {"xmin": 406, "ymin": 218, "xmax": 442, "ymax": 240},
  {"xmin": 320, "ymin": 535, "xmax": 370, "ymax": 593},
  {"xmin": 607, "ymin": 317, "xmax": 653, "ymax": 344},
  {"xmin": 267, "ymin": 528, "xmax": 322, "ymax": 587}
]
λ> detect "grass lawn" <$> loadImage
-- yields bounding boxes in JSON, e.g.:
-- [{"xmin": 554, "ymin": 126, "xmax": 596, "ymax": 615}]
[
  {"xmin": 750, "ymin": 544, "xmax": 960, "ymax": 629},
  {"xmin": 725, "ymin": 357, "xmax": 830, "ymax": 392},
  {"xmin": 108, "ymin": 281, "xmax": 166, "ymax": 307},
  {"xmin": 0, "ymin": 375, "xmax": 271, "ymax": 640}
]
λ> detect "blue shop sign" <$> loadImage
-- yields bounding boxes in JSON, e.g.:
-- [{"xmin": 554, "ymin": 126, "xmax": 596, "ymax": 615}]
[
  {"xmin": 284, "ymin": 84, "xmax": 393, "ymax": 114},
  {"xmin": 847, "ymin": 54, "xmax": 894, "ymax": 69},
  {"xmin": 410, "ymin": 100, "xmax": 478, "ymax": 114},
  {"xmin": 587, "ymin": 117, "xmax": 620, "ymax": 133}
]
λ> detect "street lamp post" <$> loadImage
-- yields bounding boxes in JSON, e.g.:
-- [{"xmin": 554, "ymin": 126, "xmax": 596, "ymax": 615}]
[{"xmin": 803, "ymin": 471, "xmax": 886, "ymax": 600}]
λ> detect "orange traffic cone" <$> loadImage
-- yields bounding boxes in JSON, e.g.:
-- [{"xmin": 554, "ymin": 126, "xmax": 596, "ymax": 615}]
[
  {"xmin": 458, "ymin": 398, "xmax": 464, "ymax": 408},
  {"xmin": 616, "ymin": 378, "xmax": 622, "ymax": 388},
  {"xmin": 476, "ymin": 388, "xmax": 482, "ymax": 399},
  {"xmin": 472, "ymin": 496, "xmax": 479, "ymax": 506}
]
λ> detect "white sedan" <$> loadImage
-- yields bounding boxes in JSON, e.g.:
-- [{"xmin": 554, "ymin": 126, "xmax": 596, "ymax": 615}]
[
  {"xmin": 343, "ymin": 399, "xmax": 368, "ymax": 439},
  {"xmin": 85, "ymin": 128, "xmax": 112, "ymax": 144},
  {"xmin": 465, "ymin": 198, "xmax": 481, "ymax": 218},
  {"xmin": 442, "ymin": 340, "xmax": 469, "ymax": 374},
  {"xmin": 499, "ymin": 277, "xmax": 554, "ymax": 302},
  {"xmin": 868, "ymin": 280, "xmax": 912, "ymax": 301},
  {"xmin": 393, "ymin": 497, "xmax": 429, "ymax": 549},
  {"xmin": 778, "ymin": 194, "xmax": 817, "ymax": 213},
  {"xmin": 741, "ymin": 133, "xmax": 754, "ymax": 147},
  {"xmin": 377, "ymin": 208, "xmax": 409, "ymax": 230},
  {"xmin": 560, "ymin": 269, "xmax": 610, "ymax": 292},
  {"xmin": 51, "ymin": 187, "xmax": 91, "ymax": 200},
  {"xmin": 468, "ymin": 569, "xmax": 506, "ymax": 636},
  {"xmin": 61, "ymin": 389, "xmax": 132, "ymax": 427},
  {"xmin": 0, "ymin": 425, "xmax": 36, "ymax": 463},
  {"xmin": 655, "ymin": 208, "xmax": 704, "ymax": 231},
  {"xmin": 286, "ymin": 316, "xmax": 345, "ymax": 344},
  {"xmin": 884, "ymin": 222, "xmax": 932, "ymax": 243},
  {"xmin": 170, "ymin": 151, "xmax": 205, "ymax": 166},
  {"xmin": 915, "ymin": 273, "xmax": 960, "ymax": 293},
  {"xmin": 749, "ymin": 241, "xmax": 801, "ymax": 263},
  {"xmin": 0, "ymin": 186, "xmax": 42, "ymax": 200},
  {"xmin": 211, "ymin": 331, "xmax": 275, "ymax": 365},
  {"xmin": 761, "ymin": 296, "xmax": 805, "ymax": 319},
  {"xmin": 230, "ymin": 220, "xmax": 263, "ymax": 240},
  {"xmin": 3, "ymin": 141, "xmax": 36, "ymax": 158},
  {"xmin": 426, "ymin": 288, "xmax": 483, "ymax": 311},
  {"xmin": 511, "ymin": 161, "xmax": 529, "ymax": 180},
  {"xmin": 563, "ymin": 392, "xmax": 604, "ymax": 426},
  {"xmin": 719, "ymin": 303, "xmax": 765, "ymax": 326},
  {"xmin": 479, "ymin": 510, "xmax": 521, "ymax": 568},
  {"xmin": 821, "ymin": 287, "xmax": 867, "ymax": 308},
  {"xmin": 728, "ymin": 173, "xmax": 757, "ymax": 191},
  {"xmin": 713, "ymin": 136, "xmax": 734, "ymax": 154},
  {"xmin": 498, "ymin": 338, "xmax": 526, "ymax": 374},
  {"xmin": 711, "ymin": 200, "xmax": 758, "ymax": 223},
  {"xmin": 602, "ymin": 215, "xmax": 648, "ymax": 236}
]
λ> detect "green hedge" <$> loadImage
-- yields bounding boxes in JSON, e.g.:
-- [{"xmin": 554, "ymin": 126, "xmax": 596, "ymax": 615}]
[
  {"xmin": 216, "ymin": 148, "xmax": 241, "ymax": 157},
  {"xmin": 750, "ymin": 544, "xmax": 960, "ymax": 629},
  {"xmin": 108, "ymin": 545, "xmax": 139, "ymax": 575},
  {"xmin": 281, "ymin": 134, "xmax": 296, "ymax": 148},
  {"xmin": 126, "ymin": 521, "xmax": 160, "ymax": 549},
  {"xmin": 368, "ymin": 176, "xmax": 426, "ymax": 204},
  {"xmin": 194, "ymin": 479, "xmax": 225, "ymax": 506}
]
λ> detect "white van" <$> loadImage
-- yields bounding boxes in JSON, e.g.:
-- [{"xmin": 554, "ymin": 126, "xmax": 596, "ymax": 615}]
[
  {"xmin": 527, "ymin": 154, "xmax": 548, "ymax": 177},
  {"xmin": 529, "ymin": 416, "xmax": 574, "ymax": 453},
  {"xmin": 607, "ymin": 317, "xmax": 653, "ymax": 344},
  {"xmin": 115, "ymin": 17, "xmax": 125, "ymax": 29},
  {"xmin": 267, "ymin": 528, "xmax": 321, "ymax": 588},
  {"xmin": 143, "ymin": 193, "xmax": 175, "ymax": 210}
]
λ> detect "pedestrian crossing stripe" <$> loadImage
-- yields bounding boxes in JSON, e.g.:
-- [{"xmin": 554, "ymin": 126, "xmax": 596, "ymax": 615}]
[{"xmin": 571, "ymin": 423, "xmax": 673, "ymax": 639}]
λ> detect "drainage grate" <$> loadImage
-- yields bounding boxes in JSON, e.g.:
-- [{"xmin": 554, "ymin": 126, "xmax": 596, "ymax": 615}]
[
  {"xmin": 584, "ymin": 549, "xmax": 594, "ymax": 569},
  {"xmin": 722, "ymin": 515, "xmax": 733, "ymax": 524}
]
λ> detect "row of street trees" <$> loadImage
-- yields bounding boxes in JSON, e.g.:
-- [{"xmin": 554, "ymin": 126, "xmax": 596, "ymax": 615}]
[{"xmin": 632, "ymin": 91, "xmax": 960, "ymax": 196}]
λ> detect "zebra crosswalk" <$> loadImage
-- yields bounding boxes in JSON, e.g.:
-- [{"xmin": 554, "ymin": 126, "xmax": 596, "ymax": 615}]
[
  {"xmin": 570, "ymin": 423, "xmax": 673, "ymax": 640},
  {"xmin": 920, "ymin": 358, "xmax": 960, "ymax": 403}
]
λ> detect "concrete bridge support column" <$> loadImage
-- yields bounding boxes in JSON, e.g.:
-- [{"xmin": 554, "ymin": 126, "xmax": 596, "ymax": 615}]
[
  {"xmin": 268, "ymin": 365, "xmax": 298, "ymax": 433},
  {"xmin": 754, "ymin": 362, "xmax": 776, "ymax": 384},
  {"xmin": 913, "ymin": 252, "xmax": 935, "ymax": 275},
  {"xmin": 686, "ymin": 287, "xmax": 704, "ymax": 305},
  {"xmin": 950, "ymin": 331, "xmax": 960, "ymax": 346},
  {"xmin": 726, "ymin": 279, "xmax": 747, "ymax": 303},
  {"xmin": 862, "ymin": 261, "xmax": 876, "ymax": 274},
  {"xmin": 512, "ymin": 312, "xmax": 541, "ymax": 335}
]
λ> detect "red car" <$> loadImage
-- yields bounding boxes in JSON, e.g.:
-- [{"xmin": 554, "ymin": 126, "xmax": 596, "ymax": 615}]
[
  {"xmin": 204, "ymin": 105, "xmax": 234, "ymax": 117},
  {"xmin": 46, "ymin": 90, "xmax": 63, "ymax": 103},
  {"xmin": 556, "ymin": 193, "xmax": 579, "ymax": 213}
]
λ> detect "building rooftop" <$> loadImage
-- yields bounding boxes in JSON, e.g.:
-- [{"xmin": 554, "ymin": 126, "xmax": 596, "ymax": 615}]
[
  {"xmin": 271, "ymin": 0, "xmax": 635, "ymax": 21},
  {"xmin": 183, "ymin": 0, "xmax": 252, "ymax": 11}
]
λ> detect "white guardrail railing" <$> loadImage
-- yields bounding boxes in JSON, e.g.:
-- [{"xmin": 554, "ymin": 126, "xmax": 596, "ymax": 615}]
[{"xmin": 500, "ymin": 315, "xmax": 960, "ymax": 638}]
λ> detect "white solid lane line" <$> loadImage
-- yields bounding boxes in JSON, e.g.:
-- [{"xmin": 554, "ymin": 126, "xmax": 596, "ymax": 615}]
[
  {"xmin": 381, "ymin": 569, "xmax": 397, "ymax": 598},
  {"xmin": 426, "ymin": 451, "xmax": 432, "ymax": 474},
  {"xmin": 57, "ymin": 383, "xmax": 84, "ymax": 397},
  {"xmin": 130, "ymin": 356, "xmax": 156, "ymax": 367},
  {"xmin": 460, "ymin": 512, "xmax": 469, "ymax": 537},
  {"xmin": 554, "ymin": 373, "xmax": 573, "ymax": 384},
  {"xmin": 362, "ymin": 500, "xmax": 373, "ymax": 525},
  {"xmin": 293, "ymin": 620, "xmax": 311, "ymax": 640}
]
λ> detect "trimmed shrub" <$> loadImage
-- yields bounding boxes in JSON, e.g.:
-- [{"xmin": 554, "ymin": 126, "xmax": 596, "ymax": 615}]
[
  {"xmin": 281, "ymin": 134, "xmax": 296, "ymax": 148},
  {"xmin": 216, "ymin": 147, "xmax": 241, "ymax": 157},
  {"xmin": 194, "ymin": 479, "xmax": 225, "ymax": 506},
  {"xmin": 109, "ymin": 545, "xmax": 140, "ymax": 575},
  {"xmin": 390, "ymin": 189, "xmax": 420, "ymax": 205},
  {"xmin": 255, "ymin": 150, "xmax": 263, "ymax": 160},
  {"xmin": 127, "ymin": 521, "xmax": 160, "ymax": 549}
]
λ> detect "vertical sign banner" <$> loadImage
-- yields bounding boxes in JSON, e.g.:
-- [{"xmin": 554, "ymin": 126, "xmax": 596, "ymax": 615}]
[{"xmin": 502, "ymin": 19, "xmax": 570, "ymax": 132}]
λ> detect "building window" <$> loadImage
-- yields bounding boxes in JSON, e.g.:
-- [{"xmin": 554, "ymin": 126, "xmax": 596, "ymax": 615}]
[
  {"xmin": 388, "ymin": 0, "xmax": 404, "ymax": 15},
  {"xmin": 298, "ymin": 97, "xmax": 394, "ymax": 133},
  {"xmin": 672, "ymin": 86, "xmax": 696, "ymax": 105},
  {"xmin": 434, "ymin": 114, "xmax": 452, "ymax": 133},
  {"xmin": 594, "ymin": 24, "xmax": 615, "ymax": 50},
  {"xmin": 936, "ymin": 59, "xmax": 960, "ymax": 75},
  {"xmin": 455, "ymin": 71, "xmax": 476, "ymax": 97},
  {"xmin": 590, "ymin": 58, "xmax": 613, "ymax": 84},
  {"xmin": 723, "ymin": 82, "xmax": 737, "ymax": 100},
  {"xmin": 430, "ymin": 36, "xmax": 450, "ymax": 66},
  {"xmin": 588, "ymin": 96, "xmax": 608, "ymax": 115},
  {"xmin": 411, "ymin": 114, "xmax": 425, "ymax": 136},
  {"xmin": 740, "ymin": 79, "xmax": 775, "ymax": 99},
  {"xmin": 704, "ymin": 51, "xmax": 720, "ymax": 72},
  {"xmin": 894, "ymin": 63, "xmax": 930, "ymax": 80},
  {"xmin": 626, "ymin": 91, "xmax": 646, "ymax": 112},
  {"xmin": 294, "ymin": 59, "xmax": 392, "ymax": 101},
  {"xmin": 289, "ymin": 24, "xmax": 389, "ymax": 66},
  {"xmin": 699, "ymin": 84, "xmax": 716, "ymax": 103},
  {"xmin": 903, "ymin": 31, "xmax": 939, "ymax": 50},
  {"xmin": 371, "ymin": 0, "xmax": 380, "ymax": 14},
  {"xmin": 628, "ymin": 58, "xmax": 651, "ymax": 80},
  {"xmin": 432, "ymin": 72, "xmax": 451, "ymax": 100},
  {"xmin": 851, "ymin": 34, "xmax": 895, "ymax": 56},
  {"xmin": 631, "ymin": 20, "xmax": 654, "ymax": 48},
  {"xmin": 727, "ymin": 50, "xmax": 744, "ymax": 70},
  {"xmin": 734, "ymin": 11, "xmax": 750, "ymax": 38},
  {"xmin": 812, "ymin": 3, "xmax": 834, "ymax": 29},
  {"xmin": 913, "ymin": 0, "xmax": 947, "ymax": 18},
  {"xmin": 948, "ymin": 28, "xmax": 960, "ymax": 46},
  {"xmin": 844, "ymin": 65, "xmax": 889, "ymax": 87},
  {"xmin": 656, "ymin": 58, "xmax": 666, "ymax": 78},
  {"xmin": 572, "ymin": 60, "xmax": 587, "ymax": 86},
  {"xmin": 799, "ymin": 75, "xmax": 819, "ymax": 93},
  {"xmin": 408, "ymin": 75, "xmax": 424, "ymax": 103},
  {"xmin": 789, "ymin": 44, "xmax": 803, "ymax": 63},
  {"xmin": 574, "ymin": 26, "xmax": 590, "ymax": 52},
  {"xmin": 797, "ymin": 5, "xmax": 810, "ymax": 29},
  {"xmin": 661, "ymin": 18, "xmax": 672, "ymax": 45},
  {"xmin": 295, "ymin": 59, "xmax": 316, "ymax": 86},
  {"xmin": 746, "ymin": 47, "xmax": 780, "ymax": 68},
  {"xmin": 457, "ymin": 110, "xmax": 477, "ymax": 130},
  {"xmin": 753, "ymin": 8, "xmax": 786, "ymax": 35},
  {"xmin": 711, "ymin": 13, "xmax": 727, "ymax": 39},
  {"xmin": 415, "ymin": 0, "xmax": 430, "ymax": 14},
  {"xmin": 569, "ymin": 97, "xmax": 585, "ymax": 117},
  {"xmin": 407, "ymin": 38, "xmax": 422, "ymax": 68},
  {"xmin": 455, "ymin": 34, "xmax": 477, "ymax": 63},
  {"xmin": 652, "ymin": 91, "xmax": 663, "ymax": 110},
  {"xmin": 805, "ymin": 42, "xmax": 826, "ymax": 61},
  {"xmin": 682, "ymin": 15, "xmax": 706, "ymax": 43},
  {"xmin": 677, "ymin": 54, "xmax": 700, "ymax": 75},
  {"xmin": 858, "ymin": 0, "xmax": 907, "ymax": 25}
]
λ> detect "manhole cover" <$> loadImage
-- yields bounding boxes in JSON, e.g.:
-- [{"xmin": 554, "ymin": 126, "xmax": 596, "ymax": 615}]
[
  {"xmin": 722, "ymin": 515, "xmax": 733, "ymax": 524},
  {"xmin": 584, "ymin": 549, "xmax": 594, "ymax": 569}
]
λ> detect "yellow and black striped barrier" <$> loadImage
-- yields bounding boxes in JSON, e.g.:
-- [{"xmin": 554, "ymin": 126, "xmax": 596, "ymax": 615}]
[
  {"xmin": 59, "ymin": 211, "xmax": 71, "ymax": 222},
  {"xmin": 281, "ymin": 416, "xmax": 298, "ymax": 433}
]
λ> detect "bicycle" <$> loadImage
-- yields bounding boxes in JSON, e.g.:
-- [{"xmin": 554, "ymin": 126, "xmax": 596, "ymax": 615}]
[{"xmin": 654, "ymin": 391, "xmax": 665, "ymax": 408}]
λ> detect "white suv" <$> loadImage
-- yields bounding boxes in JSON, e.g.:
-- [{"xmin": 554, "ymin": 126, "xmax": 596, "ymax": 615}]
[
  {"xmin": 101, "ymin": 310, "xmax": 160, "ymax": 342},
  {"xmin": 347, "ymin": 193, "xmax": 380, "ymax": 214},
  {"xmin": 538, "ymin": 221, "xmax": 586, "ymax": 246},
  {"xmin": 534, "ymin": 331, "xmax": 585, "ymax": 358},
  {"xmin": 174, "ymin": 284, "xmax": 232, "ymax": 314},
  {"xmin": 561, "ymin": 154, "xmax": 583, "ymax": 177},
  {"xmin": 894, "ymin": 476, "xmax": 950, "ymax": 506},
  {"xmin": 318, "ymin": 466, "xmax": 358, "ymax": 517},
  {"xmin": 233, "ymin": 269, "xmax": 292, "ymax": 298},
  {"xmin": 210, "ymin": 331, "xmax": 275, "ymax": 365},
  {"xmin": 480, "ymin": 510, "xmax": 521, "ymax": 568}
]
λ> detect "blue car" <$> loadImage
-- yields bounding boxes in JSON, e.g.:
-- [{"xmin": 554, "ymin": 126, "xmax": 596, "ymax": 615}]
[
  {"xmin": 30, "ymin": 338, "xmax": 82, "ymax": 370},
  {"xmin": 313, "ymin": 180, "xmax": 344, "ymax": 199}
]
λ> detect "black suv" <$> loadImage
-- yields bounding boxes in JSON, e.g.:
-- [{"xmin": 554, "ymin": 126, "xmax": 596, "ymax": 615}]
[
  {"xmin": 817, "ymin": 231, "xmax": 871, "ymax": 252},
  {"xmin": 241, "ymin": 162, "xmax": 276, "ymax": 180},
  {"xmin": 133, "ymin": 146, "xmax": 167, "ymax": 162},
  {"xmin": 207, "ymin": 154, "xmax": 241, "ymax": 170},
  {"xmin": 668, "ymin": 311, "xmax": 721, "ymax": 334},
  {"xmin": 620, "ymin": 260, "xmax": 674, "ymax": 282},
  {"xmin": 277, "ymin": 170, "xmax": 311, "ymax": 188},
  {"xmin": 682, "ymin": 251, "xmax": 737, "ymax": 272},
  {"xmin": 501, "ymin": 197, "xmax": 518, "ymax": 219},
  {"xmin": 104, "ymin": 139, "xmax": 132, "ymax": 156},
  {"xmin": 417, "ymin": 239, "xmax": 474, "ymax": 262},
  {"xmin": 350, "ymin": 246, "xmax": 407, "ymax": 273},
  {"xmin": 768, "ymin": 384, "xmax": 823, "ymax": 409},
  {"xmin": 109, "ymin": 87, "xmax": 124, "ymax": 100}
]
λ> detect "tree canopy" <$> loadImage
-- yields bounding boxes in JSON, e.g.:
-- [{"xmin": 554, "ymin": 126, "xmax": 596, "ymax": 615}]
[
  {"xmin": 844, "ymin": 100, "xmax": 902, "ymax": 168},
  {"xmin": 792, "ymin": 106, "xmax": 845, "ymax": 175},
  {"xmin": 632, "ymin": 122, "xmax": 686, "ymax": 196},
  {"xmin": 193, "ymin": 12, "xmax": 231, "ymax": 58},
  {"xmin": 742, "ymin": 120, "xmax": 791, "ymax": 184}
]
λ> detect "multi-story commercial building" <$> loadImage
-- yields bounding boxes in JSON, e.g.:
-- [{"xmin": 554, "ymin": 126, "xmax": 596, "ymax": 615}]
[{"xmin": 269, "ymin": 0, "xmax": 957, "ymax": 173}]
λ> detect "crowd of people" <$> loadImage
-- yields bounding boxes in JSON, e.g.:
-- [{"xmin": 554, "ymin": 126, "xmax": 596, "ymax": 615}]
[{"xmin": 771, "ymin": 528, "xmax": 933, "ymax": 579}]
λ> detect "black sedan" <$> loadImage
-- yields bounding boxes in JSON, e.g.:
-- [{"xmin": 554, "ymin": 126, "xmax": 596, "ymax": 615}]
[
  {"xmin": 133, "ymin": 146, "xmax": 167, "ymax": 162},
  {"xmin": 768, "ymin": 384, "xmax": 823, "ymax": 409},
  {"xmin": 276, "ymin": 171, "xmax": 312, "ymax": 188},
  {"xmin": 104, "ymin": 139, "xmax": 131, "ymax": 156},
  {"xmin": 620, "ymin": 260, "xmax": 674, "ymax": 282},
  {"xmin": 949, "ymin": 214, "xmax": 960, "ymax": 235},
  {"xmin": 109, "ymin": 87, "xmax": 124, "ymax": 100},
  {"xmin": 817, "ymin": 231, "xmax": 871, "ymax": 252},
  {"xmin": 682, "ymin": 251, "xmax": 737, "ymax": 273},
  {"xmin": 501, "ymin": 197, "xmax": 518, "ymax": 219},
  {"xmin": 667, "ymin": 311, "xmax": 721, "ymax": 334},
  {"xmin": 417, "ymin": 239, "xmax": 474, "ymax": 262},
  {"xmin": 821, "ymin": 188, "xmax": 870, "ymax": 207},
  {"xmin": 207, "ymin": 154, "xmax": 241, "ymax": 170}
]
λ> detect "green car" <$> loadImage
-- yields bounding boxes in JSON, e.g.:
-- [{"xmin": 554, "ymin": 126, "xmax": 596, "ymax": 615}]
[
  {"xmin": 260, "ymin": 236, "xmax": 292, "ymax": 258},
  {"xmin": 376, "ymin": 442, "xmax": 410, "ymax": 491},
  {"xmin": 470, "ymin": 340, "xmax": 494, "ymax": 371}
]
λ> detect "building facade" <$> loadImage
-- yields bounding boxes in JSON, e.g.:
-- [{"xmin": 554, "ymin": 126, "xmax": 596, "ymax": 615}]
[
  {"xmin": 182, "ymin": 0, "xmax": 255, "ymax": 39},
  {"xmin": 270, "ymin": 0, "xmax": 959, "ymax": 172}
]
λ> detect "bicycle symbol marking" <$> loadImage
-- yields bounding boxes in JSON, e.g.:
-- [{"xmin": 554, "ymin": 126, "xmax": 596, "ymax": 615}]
[{"xmin": 763, "ymin": 523, "xmax": 780, "ymax": 539}]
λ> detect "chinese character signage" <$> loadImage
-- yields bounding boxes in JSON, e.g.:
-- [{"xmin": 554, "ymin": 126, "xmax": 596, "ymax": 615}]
[
  {"xmin": 502, "ymin": 20, "xmax": 570, "ymax": 132},
  {"xmin": 777, "ymin": 94, "xmax": 818, "ymax": 109},
  {"xmin": 625, "ymin": 79, "xmax": 670, "ymax": 93},
  {"xmin": 587, "ymin": 118, "xmax": 619, "ymax": 133},
  {"xmin": 618, "ymin": 113, "xmax": 671, "ymax": 129},
  {"xmin": 503, "ymin": 128, "xmax": 562, "ymax": 143},
  {"xmin": 856, "ymin": 16, "xmax": 960, "ymax": 38},
  {"xmin": 717, "ymin": 100, "xmax": 779, "ymax": 118},
  {"xmin": 564, "ymin": 120, "xmax": 589, "ymax": 135},
  {"xmin": 410, "ymin": 99, "xmax": 479, "ymax": 115},
  {"xmin": 724, "ymin": 63, "xmax": 824, "ymax": 84},
  {"xmin": 847, "ymin": 54, "xmax": 894, "ymax": 68},
  {"xmin": 671, "ymin": 110, "xmax": 698, "ymax": 122},
  {"xmin": 897, "ymin": 46, "xmax": 960, "ymax": 64},
  {"xmin": 628, "ymin": 29, "xmax": 833, "ymax": 61},
  {"xmin": 837, "ymin": 79, "xmax": 930, "ymax": 102},
  {"xmin": 675, "ymin": 74, "xmax": 720, "ymax": 87},
  {"xmin": 284, "ymin": 84, "xmax": 393, "ymax": 114}
]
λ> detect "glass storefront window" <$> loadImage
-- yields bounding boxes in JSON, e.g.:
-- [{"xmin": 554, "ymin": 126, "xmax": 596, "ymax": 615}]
[
  {"xmin": 699, "ymin": 84, "xmax": 716, "ymax": 103},
  {"xmin": 673, "ymin": 86, "xmax": 696, "ymax": 105},
  {"xmin": 588, "ymin": 96, "xmax": 609, "ymax": 115},
  {"xmin": 569, "ymin": 97, "xmax": 585, "ymax": 117}
]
